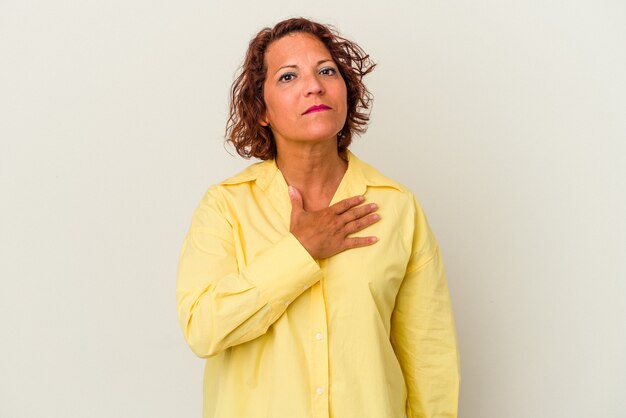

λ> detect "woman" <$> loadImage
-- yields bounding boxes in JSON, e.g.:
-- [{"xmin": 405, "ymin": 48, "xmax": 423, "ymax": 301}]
[{"xmin": 177, "ymin": 17, "xmax": 460, "ymax": 418}]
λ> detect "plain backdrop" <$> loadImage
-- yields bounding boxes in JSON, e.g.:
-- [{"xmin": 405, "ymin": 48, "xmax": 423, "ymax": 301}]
[{"xmin": 1, "ymin": 1, "xmax": 625, "ymax": 417}]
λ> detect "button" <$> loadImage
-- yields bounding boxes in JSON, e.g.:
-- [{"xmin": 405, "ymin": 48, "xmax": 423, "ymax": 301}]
[
  {"xmin": 315, "ymin": 387, "xmax": 324, "ymax": 395},
  {"xmin": 314, "ymin": 332, "xmax": 323, "ymax": 341}
]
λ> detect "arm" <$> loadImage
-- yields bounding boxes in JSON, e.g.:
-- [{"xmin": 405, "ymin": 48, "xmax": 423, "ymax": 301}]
[
  {"xmin": 176, "ymin": 187, "xmax": 323, "ymax": 358},
  {"xmin": 390, "ymin": 198, "xmax": 461, "ymax": 418}
]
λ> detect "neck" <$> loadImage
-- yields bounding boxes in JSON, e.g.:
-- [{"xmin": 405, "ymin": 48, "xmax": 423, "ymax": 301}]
[{"xmin": 275, "ymin": 141, "xmax": 348, "ymax": 210}]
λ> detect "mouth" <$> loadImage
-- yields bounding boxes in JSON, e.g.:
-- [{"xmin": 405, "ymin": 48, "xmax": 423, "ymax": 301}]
[{"xmin": 302, "ymin": 104, "xmax": 332, "ymax": 115}]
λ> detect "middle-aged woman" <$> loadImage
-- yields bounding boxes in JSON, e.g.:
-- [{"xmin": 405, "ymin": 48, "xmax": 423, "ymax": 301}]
[{"xmin": 177, "ymin": 17, "xmax": 460, "ymax": 418}]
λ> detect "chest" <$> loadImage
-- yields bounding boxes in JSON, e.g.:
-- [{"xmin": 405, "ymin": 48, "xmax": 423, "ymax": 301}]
[{"xmin": 228, "ymin": 189, "xmax": 414, "ymax": 322}]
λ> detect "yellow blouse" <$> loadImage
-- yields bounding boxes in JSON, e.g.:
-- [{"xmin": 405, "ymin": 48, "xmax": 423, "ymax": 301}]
[{"xmin": 176, "ymin": 151, "xmax": 460, "ymax": 418}]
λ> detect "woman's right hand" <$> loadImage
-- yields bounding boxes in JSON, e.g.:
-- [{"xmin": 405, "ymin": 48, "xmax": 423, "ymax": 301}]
[{"xmin": 288, "ymin": 186, "xmax": 380, "ymax": 259}]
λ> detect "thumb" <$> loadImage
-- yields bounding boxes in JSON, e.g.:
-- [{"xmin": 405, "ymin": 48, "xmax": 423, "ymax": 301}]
[{"xmin": 288, "ymin": 186, "xmax": 304, "ymax": 213}]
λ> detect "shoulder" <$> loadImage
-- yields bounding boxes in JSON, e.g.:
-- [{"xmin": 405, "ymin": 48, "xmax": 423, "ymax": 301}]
[
  {"xmin": 350, "ymin": 153, "xmax": 436, "ymax": 250},
  {"xmin": 190, "ymin": 159, "xmax": 276, "ymax": 227},
  {"xmin": 218, "ymin": 160, "xmax": 272, "ymax": 186},
  {"xmin": 199, "ymin": 159, "xmax": 274, "ymax": 204}
]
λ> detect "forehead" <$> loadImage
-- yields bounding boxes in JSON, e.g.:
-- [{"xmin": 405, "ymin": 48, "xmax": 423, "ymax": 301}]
[{"xmin": 264, "ymin": 32, "xmax": 333, "ymax": 67}]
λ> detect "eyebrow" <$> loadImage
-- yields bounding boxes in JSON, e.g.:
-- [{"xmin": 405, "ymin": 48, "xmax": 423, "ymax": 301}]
[{"xmin": 273, "ymin": 59, "xmax": 333, "ymax": 75}]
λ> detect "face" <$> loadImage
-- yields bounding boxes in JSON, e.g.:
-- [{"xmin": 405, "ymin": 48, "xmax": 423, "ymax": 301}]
[{"xmin": 262, "ymin": 32, "xmax": 348, "ymax": 149}]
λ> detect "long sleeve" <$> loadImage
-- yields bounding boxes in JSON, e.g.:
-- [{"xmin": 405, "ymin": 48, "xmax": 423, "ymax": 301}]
[
  {"xmin": 390, "ymin": 198, "xmax": 461, "ymax": 418},
  {"xmin": 176, "ymin": 187, "xmax": 323, "ymax": 358}
]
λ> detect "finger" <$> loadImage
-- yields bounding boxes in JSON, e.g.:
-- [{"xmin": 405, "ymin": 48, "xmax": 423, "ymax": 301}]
[
  {"xmin": 344, "ymin": 213, "xmax": 381, "ymax": 235},
  {"xmin": 288, "ymin": 186, "xmax": 304, "ymax": 214},
  {"xmin": 343, "ymin": 236, "xmax": 379, "ymax": 250},
  {"xmin": 331, "ymin": 195, "xmax": 365, "ymax": 215},
  {"xmin": 341, "ymin": 203, "xmax": 378, "ymax": 223}
]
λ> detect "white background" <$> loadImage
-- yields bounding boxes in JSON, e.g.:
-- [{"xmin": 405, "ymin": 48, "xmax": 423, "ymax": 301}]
[{"xmin": 1, "ymin": 1, "xmax": 625, "ymax": 417}]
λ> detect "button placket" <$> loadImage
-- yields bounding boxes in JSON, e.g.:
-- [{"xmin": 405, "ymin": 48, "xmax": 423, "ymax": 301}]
[{"xmin": 309, "ymin": 269, "xmax": 330, "ymax": 418}]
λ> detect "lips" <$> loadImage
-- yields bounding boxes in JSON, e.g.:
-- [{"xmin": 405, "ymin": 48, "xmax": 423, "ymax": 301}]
[{"xmin": 302, "ymin": 104, "xmax": 331, "ymax": 115}]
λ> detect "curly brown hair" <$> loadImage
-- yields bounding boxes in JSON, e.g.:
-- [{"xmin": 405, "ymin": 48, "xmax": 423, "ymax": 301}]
[{"xmin": 225, "ymin": 17, "xmax": 376, "ymax": 160}]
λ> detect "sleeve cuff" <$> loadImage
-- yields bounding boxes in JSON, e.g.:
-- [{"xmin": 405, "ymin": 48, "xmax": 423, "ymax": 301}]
[{"xmin": 241, "ymin": 233, "xmax": 323, "ymax": 312}]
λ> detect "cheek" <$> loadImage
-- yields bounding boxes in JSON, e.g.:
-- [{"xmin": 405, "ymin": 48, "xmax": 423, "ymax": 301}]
[
  {"xmin": 263, "ymin": 99, "xmax": 279, "ymax": 125},
  {"xmin": 263, "ymin": 84, "xmax": 280, "ymax": 120},
  {"xmin": 337, "ymin": 83, "xmax": 348, "ymax": 114},
  {"xmin": 264, "ymin": 90, "xmax": 293, "ymax": 123},
  {"xmin": 339, "ymin": 91, "xmax": 348, "ymax": 122}
]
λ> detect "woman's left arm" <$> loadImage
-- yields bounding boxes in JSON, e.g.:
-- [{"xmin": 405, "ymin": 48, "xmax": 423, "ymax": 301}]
[{"xmin": 390, "ymin": 198, "xmax": 461, "ymax": 418}]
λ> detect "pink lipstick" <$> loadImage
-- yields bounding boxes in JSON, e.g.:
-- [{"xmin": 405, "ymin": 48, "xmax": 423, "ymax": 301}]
[{"xmin": 303, "ymin": 104, "xmax": 331, "ymax": 115}]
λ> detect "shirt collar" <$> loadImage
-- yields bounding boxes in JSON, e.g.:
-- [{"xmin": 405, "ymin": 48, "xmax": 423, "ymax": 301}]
[{"xmin": 220, "ymin": 150, "xmax": 404, "ymax": 194}]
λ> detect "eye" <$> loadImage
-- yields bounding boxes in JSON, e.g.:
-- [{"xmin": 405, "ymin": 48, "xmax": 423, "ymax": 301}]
[
  {"xmin": 319, "ymin": 67, "xmax": 337, "ymax": 76},
  {"xmin": 278, "ymin": 72, "xmax": 296, "ymax": 82}
]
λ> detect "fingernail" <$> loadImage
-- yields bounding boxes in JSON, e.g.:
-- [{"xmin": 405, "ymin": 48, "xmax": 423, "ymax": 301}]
[
  {"xmin": 371, "ymin": 237, "xmax": 379, "ymax": 243},
  {"xmin": 372, "ymin": 214, "xmax": 380, "ymax": 220},
  {"xmin": 358, "ymin": 195, "xmax": 365, "ymax": 202},
  {"xmin": 370, "ymin": 203, "xmax": 378, "ymax": 210},
  {"xmin": 288, "ymin": 186, "xmax": 296, "ymax": 199}
]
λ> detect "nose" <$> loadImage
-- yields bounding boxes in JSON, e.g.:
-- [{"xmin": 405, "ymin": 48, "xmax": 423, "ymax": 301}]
[{"xmin": 303, "ymin": 73, "xmax": 324, "ymax": 96}]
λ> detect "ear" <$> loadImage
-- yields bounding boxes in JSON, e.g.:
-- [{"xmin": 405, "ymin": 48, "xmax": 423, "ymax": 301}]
[{"xmin": 259, "ymin": 112, "xmax": 270, "ymax": 127}]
